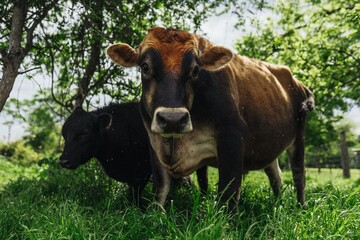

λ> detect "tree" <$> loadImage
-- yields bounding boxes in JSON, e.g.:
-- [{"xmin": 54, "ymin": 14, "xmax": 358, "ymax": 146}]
[
  {"xmin": 234, "ymin": 0, "xmax": 360, "ymax": 147},
  {"xmin": 0, "ymin": 0, "xmax": 58, "ymax": 112}
]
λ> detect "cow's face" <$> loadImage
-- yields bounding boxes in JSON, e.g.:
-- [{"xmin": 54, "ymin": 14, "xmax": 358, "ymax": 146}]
[
  {"xmin": 59, "ymin": 108, "xmax": 111, "ymax": 169},
  {"xmin": 107, "ymin": 27, "xmax": 233, "ymax": 137}
]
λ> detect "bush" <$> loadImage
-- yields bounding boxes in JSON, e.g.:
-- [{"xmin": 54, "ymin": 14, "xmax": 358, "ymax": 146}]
[{"xmin": 0, "ymin": 140, "xmax": 39, "ymax": 164}]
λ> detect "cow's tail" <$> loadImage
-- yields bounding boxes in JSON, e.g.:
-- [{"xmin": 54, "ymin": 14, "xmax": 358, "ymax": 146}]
[{"xmin": 301, "ymin": 87, "xmax": 315, "ymax": 112}]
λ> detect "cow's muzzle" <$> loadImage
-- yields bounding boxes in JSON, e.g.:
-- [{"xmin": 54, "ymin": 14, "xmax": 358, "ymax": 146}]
[
  {"xmin": 59, "ymin": 158, "xmax": 78, "ymax": 169},
  {"xmin": 151, "ymin": 107, "xmax": 193, "ymax": 138}
]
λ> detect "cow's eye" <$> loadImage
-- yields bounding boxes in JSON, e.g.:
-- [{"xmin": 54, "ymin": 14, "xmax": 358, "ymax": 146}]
[
  {"xmin": 80, "ymin": 130, "xmax": 89, "ymax": 136},
  {"xmin": 192, "ymin": 66, "xmax": 199, "ymax": 78},
  {"xmin": 141, "ymin": 63, "xmax": 150, "ymax": 75},
  {"xmin": 75, "ymin": 130, "xmax": 89, "ymax": 140}
]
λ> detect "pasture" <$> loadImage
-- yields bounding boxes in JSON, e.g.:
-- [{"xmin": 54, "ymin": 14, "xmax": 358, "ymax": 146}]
[{"xmin": 1, "ymin": 155, "xmax": 359, "ymax": 239}]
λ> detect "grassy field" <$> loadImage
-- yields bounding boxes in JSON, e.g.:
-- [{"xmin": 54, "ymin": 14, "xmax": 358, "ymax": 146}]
[{"xmin": 1, "ymin": 156, "xmax": 359, "ymax": 239}]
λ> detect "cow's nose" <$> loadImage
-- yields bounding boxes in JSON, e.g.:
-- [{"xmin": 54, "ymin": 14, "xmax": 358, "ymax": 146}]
[
  {"xmin": 151, "ymin": 107, "xmax": 193, "ymax": 134},
  {"xmin": 59, "ymin": 158, "xmax": 69, "ymax": 167},
  {"xmin": 59, "ymin": 158, "xmax": 76, "ymax": 169},
  {"xmin": 157, "ymin": 111, "xmax": 189, "ymax": 131}
]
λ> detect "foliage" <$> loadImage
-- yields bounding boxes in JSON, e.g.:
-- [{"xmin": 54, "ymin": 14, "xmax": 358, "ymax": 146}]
[
  {"xmin": 334, "ymin": 118, "xmax": 359, "ymax": 148},
  {"xmin": 0, "ymin": 156, "xmax": 39, "ymax": 188},
  {"xmin": 22, "ymin": 103, "xmax": 61, "ymax": 154},
  {"xmin": 0, "ymin": 140, "xmax": 39, "ymax": 164},
  {"xmin": 1, "ymin": 159, "xmax": 360, "ymax": 239},
  {"xmin": 2, "ymin": 96, "xmax": 62, "ymax": 155},
  {"xmin": 234, "ymin": 0, "xmax": 360, "ymax": 147}
]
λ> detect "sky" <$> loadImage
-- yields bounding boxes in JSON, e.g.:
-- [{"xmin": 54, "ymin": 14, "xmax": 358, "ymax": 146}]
[{"xmin": 0, "ymin": 10, "xmax": 359, "ymax": 142}]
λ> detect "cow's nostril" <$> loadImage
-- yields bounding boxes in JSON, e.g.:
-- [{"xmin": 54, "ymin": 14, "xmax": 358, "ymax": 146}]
[
  {"xmin": 157, "ymin": 112, "xmax": 168, "ymax": 126},
  {"xmin": 179, "ymin": 113, "xmax": 189, "ymax": 127}
]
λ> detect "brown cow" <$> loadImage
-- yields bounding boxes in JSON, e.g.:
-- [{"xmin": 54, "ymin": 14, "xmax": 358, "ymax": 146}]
[{"xmin": 106, "ymin": 27, "xmax": 314, "ymax": 210}]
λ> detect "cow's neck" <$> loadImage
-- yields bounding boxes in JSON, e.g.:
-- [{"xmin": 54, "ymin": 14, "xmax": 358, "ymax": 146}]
[{"xmin": 95, "ymin": 131, "xmax": 113, "ymax": 165}]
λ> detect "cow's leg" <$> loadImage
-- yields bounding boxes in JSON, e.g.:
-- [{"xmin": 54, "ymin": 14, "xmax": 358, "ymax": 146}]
[
  {"xmin": 128, "ymin": 184, "xmax": 145, "ymax": 207},
  {"xmin": 264, "ymin": 159, "xmax": 282, "ymax": 197},
  {"xmin": 149, "ymin": 147, "xmax": 171, "ymax": 207},
  {"xmin": 196, "ymin": 165, "xmax": 208, "ymax": 196},
  {"xmin": 128, "ymin": 172, "xmax": 151, "ymax": 208},
  {"xmin": 287, "ymin": 135, "xmax": 306, "ymax": 206},
  {"xmin": 217, "ymin": 129, "xmax": 244, "ymax": 211}
]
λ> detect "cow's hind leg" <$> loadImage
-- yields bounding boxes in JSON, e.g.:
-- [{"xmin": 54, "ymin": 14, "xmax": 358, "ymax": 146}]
[
  {"xmin": 287, "ymin": 136, "xmax": 306, "ymax": 206},
  {"xmin": 264, "ymin": 159, "xmax": 282, "ymax": 197}
]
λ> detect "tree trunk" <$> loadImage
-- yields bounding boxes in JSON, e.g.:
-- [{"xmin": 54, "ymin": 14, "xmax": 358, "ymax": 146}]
[
  {"xmin": 73, "ymin": 0, "xmax": 104, "ymax": 110},
  {"xmin": 0, "ymin": 1, "xmax": 58, "ymax": 112},
  {"xmin": 340, "ymin": 130, "xmax": 351, "ymax": 178},
  {"xmin": 0, "ymin": 1, "xmax": 27, "ymax": 112}
]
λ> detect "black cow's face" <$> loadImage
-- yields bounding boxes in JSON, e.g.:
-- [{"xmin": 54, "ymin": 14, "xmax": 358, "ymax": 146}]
[
  {"xmin": 139, "ymin": 49, "xmax": 199, "ymax": 137},
  {"xmin": 59, "ymin": 108, "xmax": 111, "ymax": 169}
]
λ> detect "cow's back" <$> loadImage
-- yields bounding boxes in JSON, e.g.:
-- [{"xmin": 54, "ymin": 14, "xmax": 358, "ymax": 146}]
[{"xmin": 221, "ymin": 56, "xmax": 311, "ymax": 170}]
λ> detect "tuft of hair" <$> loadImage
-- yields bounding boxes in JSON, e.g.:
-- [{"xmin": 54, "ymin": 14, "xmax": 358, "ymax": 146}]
[
  {"xmin": 148, "ymin": 27, "xmax": 193, "ymax": 44},
  {"xmin": 301, "ymin": 88, "xmax": 315, "ymax": 112}
]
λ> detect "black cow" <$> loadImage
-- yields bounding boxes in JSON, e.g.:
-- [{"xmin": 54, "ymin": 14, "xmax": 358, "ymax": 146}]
[
  {"xmin": 59, "ymin": 103, "xmax": 151, "ymax": 205},
  {"xmin": 59, "ymin": 102, "xmax": 208, "ymax": 206}
]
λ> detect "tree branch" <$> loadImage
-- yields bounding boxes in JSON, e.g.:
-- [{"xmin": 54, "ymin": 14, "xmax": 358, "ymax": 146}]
[
  {"xmin": 18, "ymin": 66, "xmax": 41, "ymax": 74},
  {"xmin": 73, "ymin": 0, "xmax": 104, "ymax": 109},
  {"xmin": 24, "ymin": 1, "xmax": 58, "ymax": 53},
  {"xmin": 342, "ymin": 75, "xmax": 360, "ymax": 86}
]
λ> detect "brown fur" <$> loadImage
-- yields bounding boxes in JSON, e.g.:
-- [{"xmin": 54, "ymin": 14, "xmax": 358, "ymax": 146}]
[
  {"xmin": 139, "ymin": 28, "xmax": 196, "ymax": 74},
  {"xmin": 106, "ymin": 27, "xmax": 314, "ymax": 210}
]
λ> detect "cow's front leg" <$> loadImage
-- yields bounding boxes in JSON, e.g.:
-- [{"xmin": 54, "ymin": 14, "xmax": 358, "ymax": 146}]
[
  {"xmin": 149, "ymin": 147, "xmax": 171, "ymax": 207},
  {"xmin": 127, "ymin": 184, "xmax": 144, "ymax": 207},
  {"xmin": 217, "ymin": 129, "xmax": 244, "ymax": 211},
  {"xmin": 196, "ymin": 165, "xmax": 208, "ymax": 196}
]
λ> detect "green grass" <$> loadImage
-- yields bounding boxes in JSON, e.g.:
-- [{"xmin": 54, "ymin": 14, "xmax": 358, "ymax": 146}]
[
  {"xmin": 0, "ymin": 156, "xmax": 359, "ymax": 239},
  {"xmin": 0, "ymin": 156, "xmax": 38, "ymax": 189}
]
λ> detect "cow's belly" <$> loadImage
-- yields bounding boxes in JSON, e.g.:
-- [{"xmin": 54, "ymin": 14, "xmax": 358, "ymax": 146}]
[
  {"xmin": 157, "ymin": 127, "xmax": 217, "ymax": 177},
  {"xmin": 243, "ymin": 127, "xmax": 296, "ymax": 170}
]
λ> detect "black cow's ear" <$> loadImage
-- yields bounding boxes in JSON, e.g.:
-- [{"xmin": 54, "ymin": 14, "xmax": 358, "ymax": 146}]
[{"xmin": 97, "ymin": 113, "xmax": 112, "ymax": 129}]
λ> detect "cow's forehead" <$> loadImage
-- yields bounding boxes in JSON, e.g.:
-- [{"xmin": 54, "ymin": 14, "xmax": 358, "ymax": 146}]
[
  {"xmin": 139, "ymin": 28, "xmax": 198, "ymax": 73},
  {"xmin": 63, "ymin": 111, "xmax": 94, "ymax": 134}
]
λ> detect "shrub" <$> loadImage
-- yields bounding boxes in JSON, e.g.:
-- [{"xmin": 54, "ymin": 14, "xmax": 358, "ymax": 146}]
[{"xmin": 0, "ymin": 140, "xmax": 39, "ymax": 164}]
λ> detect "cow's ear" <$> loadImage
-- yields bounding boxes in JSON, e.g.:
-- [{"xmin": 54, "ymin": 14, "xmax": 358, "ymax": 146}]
[
  {"xmin": 199, "ymin": 46, "xmax": 233, "ymax": 71},
  {"xmin": 97, "ymin": 113, "xmax": 112, "ymax": 129},
  {"xmin": 106, "ymin": 43, "xmax": 138, "ymax": 67}
]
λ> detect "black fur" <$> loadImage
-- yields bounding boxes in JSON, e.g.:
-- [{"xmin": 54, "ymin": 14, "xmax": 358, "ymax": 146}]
[{"xmin": 59, "ymin": 102, "xmax": 151, "ymax": 206}]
